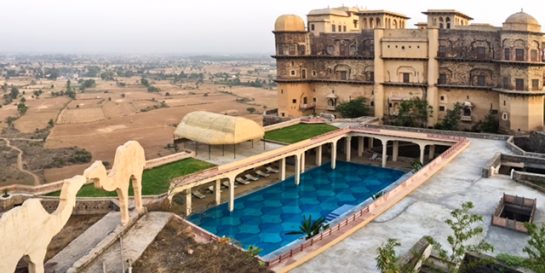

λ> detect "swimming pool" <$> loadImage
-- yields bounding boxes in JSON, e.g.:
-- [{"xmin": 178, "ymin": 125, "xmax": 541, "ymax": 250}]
[{"xmin": 188, "ymin": 161, "xmax": 405, "ymax": 256}]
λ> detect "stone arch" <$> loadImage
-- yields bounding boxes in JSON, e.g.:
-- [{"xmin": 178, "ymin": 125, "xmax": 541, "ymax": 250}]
[
  {"xmin": 439, "ymin": 67, "xmax": 453, "ymax": 84},
  {"xmin": 376, "ymin": 17, "xmax": 381, "ymax": 28},
  {"xmin": 334, "ymin": 64, "xmax": 352, "ymax": 80},
  {"xmin": 396, "ymin": 66, "xmax": 417, "ymax": 82},
  {"xmin": 469, "ymin": 68, "xmax": 493, "ymax": 86},
  {"xmin": 363, "ymin": 65, "xmax": 374, "ymax": 81},
  {"xmin": 393, "ymin": 19, "xmax": 398, "ymax": 29},
  {"xmin": 470, "ymin": 40, "xmax": 491, "ymax": 59}
]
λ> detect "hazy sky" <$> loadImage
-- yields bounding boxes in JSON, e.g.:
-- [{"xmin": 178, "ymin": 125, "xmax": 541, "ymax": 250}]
[{"xmin": 0, "ymin": 0, "xmax": 544, "ymax": 55}]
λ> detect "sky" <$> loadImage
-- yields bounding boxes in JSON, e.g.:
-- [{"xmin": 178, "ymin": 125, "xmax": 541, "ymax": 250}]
[{"xmin": 0, "ymin": 0, "xmax": 544, "ymax": 55}]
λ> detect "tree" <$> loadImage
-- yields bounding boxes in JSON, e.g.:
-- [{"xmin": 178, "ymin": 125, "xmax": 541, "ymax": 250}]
[
  {"xmin": 524, "ymin": 223, "xmax": 545, "ymax": 273},
  {"xmin": 246, "ymin": 107, "xmax": 256, "ymax": 114},
  {"xmin": 479, "ymin": 110, "xmax": 499, "ymax": 133},
  {"xmin": 336, "ymin": 97, "xmax": 369, "ymax": 118},
  {"xmin": 390, "ymin": 98, "xmax": 430, "ymax": 128},
  {"xmin": 9, "ymin": 87, "xmax": 19, "ymax": 100},
  {"xmin": 246, "ymin": 245, "xmax": 262, "ymax": 257},
  {"xmin": 427, "ymin": 201, "xmax": 493, "ymax": 272},
  {"xmin": 140, "ymin": 78, "xmax": 150, "ymax": 87},
  {"xmin": 17, "ymin": 102, "xmax": 28, "ymax": 115},
  {"xmin": 437, "ymin": 103, "xmax": 462, "ymax": 130},
  {"xmin": 48, "ymin": 119, "xmax": 55, "ymax": 128},
  {"xmin": 286, "ymin": 215, "xmax": 329, "ymax": 240},
  {"xmin": 376, "ymin": 239, "xmax": 401, "ymax": 273},
  {"xmin": 6, "ymin": 116, "xmax": 16, "ymax": 127}
]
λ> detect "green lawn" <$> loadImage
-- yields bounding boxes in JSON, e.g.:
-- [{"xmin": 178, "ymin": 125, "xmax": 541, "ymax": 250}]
[
  {"xmin": 264, "ymin": 123, "xmax": 338, "ymax": 144},
  {"xmin": 46, "ymin": 158, "xmax": 215, "ymax": 197}
]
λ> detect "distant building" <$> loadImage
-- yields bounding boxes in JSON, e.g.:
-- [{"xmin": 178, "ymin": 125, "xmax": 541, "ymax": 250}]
[{"xmin": 273, "ymin": 7, "xmax": 545, "ymax": 133}]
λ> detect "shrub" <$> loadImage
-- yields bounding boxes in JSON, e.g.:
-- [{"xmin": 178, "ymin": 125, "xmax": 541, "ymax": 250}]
[{"xmin": 336, "ymin": 97, "xmax": 369, "ymax": 118}]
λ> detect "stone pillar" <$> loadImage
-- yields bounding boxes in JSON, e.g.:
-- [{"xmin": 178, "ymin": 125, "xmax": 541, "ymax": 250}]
[
  {"xmin": 357, "ymin": 137, "xmax": 364, "ymax": 157},
  {"xmin": 228, "ymin": 178, "xmax": 235, "ymax": 212},
  {"xmin": 215, "ymin": 179, "xmax": 221, "ymax": 205},
  {"xmin": 185, "ymin": 188, "xmax": 192, "ymax": 216},
  {"xmin": 427, "ymin": 28, "xmax": 440, "ymax": 126},
  {"xmin": 345, "ymin": 137, "xmax": 352, "ymax": 162},
  {"xmin": 301, "ymin": 151, "xmax": 306, "ymax": 173},
  {"xmin": 331, "ymin": 142, "xmax": 337, "ymax": 169},
  {"xmin": 392, "ymin": 141, "xmax": 399, "ymax": 162},
  {"xmin": 419, "ymin": 144, "xmax": 426, "ymax": 163},
  {"xmin": 295, "ymin": 154, "xmax": 301, "ymax": 185},
  {"xmin": 428, "ymin": 145, "xmax": 436, "ymax": 160},
  {"xmin": 381, "ymin": 140, "xmax": 388, "ymax": 168},
  {"xmin": 368, "ymin": 137, "xmax": 374, "ymax": 149},
  {"xmin": 280, "ymin": 158, "xmax": 286, "ymax": 180},
  {"xmin": 316, "ymin": 145, "xmax": 322, "ymax": 166},
  {"xmin": 373, "ymin": 28, "xmax": 385, "ymax": 120}
]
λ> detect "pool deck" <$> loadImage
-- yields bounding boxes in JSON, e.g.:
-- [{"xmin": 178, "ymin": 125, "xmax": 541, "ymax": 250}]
[{"xmin": 288, "ymin": 138, "xmax": 545, "ymax": 273}]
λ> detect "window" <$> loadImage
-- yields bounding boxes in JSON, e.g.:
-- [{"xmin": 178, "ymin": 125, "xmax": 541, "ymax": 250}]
[
  {"xmin": 370, "ymin": 101, "xmax": 374, "ymax": 106},
  {"xmin": 312, "ymin": 70, "xmax": 317, "ymax": 77},
  {"xmin": 281, "ymin": 113, "xmax": 285, "ymax": 117},
  {"xmin": 332, "ymin": 24, "xmax": 336, "ymax": 32},
  {"xmin": 280, "ymin": 89, "xmax": 283, "ymax": 94},
  {"xmin": 303, "ymin": 97, "xmax": 308, "ymax": 104},
  {"xmin": 477, "ymin": 75, "xmax": 486, "ymax": 86},
  {"xmin": 290, "ymin": 70, "xmax": 296, "ymax": 76},
  {"xmin": 439, "ymin": 73, "xmax": 447, "ymax": 84},
  {"xmin": 310, "ymin": 24, "xmax": 315, "ymax": 31},
  {"xmin": 504, "ymin": 48, "xmax": 511, "ymax": 60},
  {"xmin": 503, "ymin": 100, "xmax": 506, "ymax": 106},
  {"xmin": 475, "ymin": 47, "xmax": 486, "ymax": 59},
  {"xmin": 301, "ymin": 69, "xmax": 306, "ymax": 79},
  {"xmin": 515, "ymin": 78, "xmax": 524, "ymax": 90},
  {"xmin": 292, "ymin": 99, "xmax": 297, "ymax": 104},
  {"xmin": 440, "ymin": 95, "xmax": 445, "ymax": 101},
  {"xmin": 343, "ymin": 25, "xmax": 347, "ymax": 32},
  {"xmin": 439, "ymin": 106, "xmax": 446, "ymax": 112},
  {"xmin": 531, "ymin": 50, "xmax": 538, "ymax": 62},
  {"xmin": 502, "ymin": 112, "xmax": 508, "ymax": 121},
  {"xmin": 532, "ymin": 79, "xmax": 539, "ymax": 90},
  {"xmin": 515, "ymin": 49, "xmax": 524, "ymax": 61},
  {"xmin": 353, "ymin": 19, "xmax": 358, "ymax": 28},
  {"xmin": 402, "ymin": 73, "xmax": 410, "ymax": 83},
  {"xmin": 503, "ymin": 77, "xmax": 510, "ymax": 89}
]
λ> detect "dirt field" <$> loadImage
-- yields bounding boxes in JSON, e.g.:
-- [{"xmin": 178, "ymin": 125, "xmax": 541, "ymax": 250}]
[
  {"xmin": 1, "ymin": 64, "xmax": 277, "ymax": 184},
  {"xmin": 133, "ymin": 217, "xmax": 272, "ymax": 273},
  {"xmin": 42, "ymin": 82, "xmax": 275, "ymax": 182}
]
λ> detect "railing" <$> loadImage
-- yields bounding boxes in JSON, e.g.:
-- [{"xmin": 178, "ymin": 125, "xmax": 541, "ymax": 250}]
[
  {"xmin": 266, "ymin": 206, "xmax": 372, "ymax": 267},
  {"xmin": 266, "ymin": 137, "xmax": 470, "ymax": 268},
  {"xmin": 460, "ymin": 115, "xmax": 472, "ymax": 122}
]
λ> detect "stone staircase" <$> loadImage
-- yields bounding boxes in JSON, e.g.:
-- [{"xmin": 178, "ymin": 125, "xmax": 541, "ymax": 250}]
[{"xmin": 45, "ymin": 211, "xmax": 172, "ymax": 273}]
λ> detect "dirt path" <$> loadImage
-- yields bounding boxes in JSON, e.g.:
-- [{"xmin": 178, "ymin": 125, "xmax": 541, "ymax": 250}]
[{"xmin": 0, "ymin": 137, "xmax": 41, "ymax": 185}]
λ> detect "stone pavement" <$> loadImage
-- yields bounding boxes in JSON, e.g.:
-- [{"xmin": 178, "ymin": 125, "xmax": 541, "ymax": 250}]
[{"xmin": 291, "ymin": 138, "xmax": 545, "ymax": 273}]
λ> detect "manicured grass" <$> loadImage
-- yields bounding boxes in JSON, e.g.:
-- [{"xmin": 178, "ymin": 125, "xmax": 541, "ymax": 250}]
[
  {"xmin": 264, "ymin": 123, "xmax": 338, "ymax": 144},
  {"xmin": 46, "ymin": 158, "xmax": 215, "ymax": 197}
]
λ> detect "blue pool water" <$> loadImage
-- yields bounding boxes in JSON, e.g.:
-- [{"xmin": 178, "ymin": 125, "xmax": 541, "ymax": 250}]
[{"xmin": 188, "ymin": 161, "xmax": 405, "ymax": 256}]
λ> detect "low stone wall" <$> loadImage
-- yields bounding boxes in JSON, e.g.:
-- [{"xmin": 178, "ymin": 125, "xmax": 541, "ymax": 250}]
[
  {"xmin": 0, "ymin": 151, "xmax": 195, "ymax": 197},
  {"xmin": 482, "ymin": 152, "xmax": 502, "ymax": 178},
  {"xmin": 364, "ymin": 124, "xmax": 510, "ymax": 141},
  {"xmin": 397, "ymin": 237, "xmax": 432, "ymax": 272},
  {"xmin": 264, "ymin": 118, "xmax": 301, "ymax": 132},
  {"xmin": 511, "ymin": 170, "xmax": 545, "ymax": 193},
  {"xmin": 40, "ymin": 198, "xmax": 114, "ymax": 215},
  {"xmin": 506, "ymin": 136, "xmax": 545, "ymax": 158},
  {"xmin": 144, "ymin": 150, "xmax": 195, "ymax": 170}
]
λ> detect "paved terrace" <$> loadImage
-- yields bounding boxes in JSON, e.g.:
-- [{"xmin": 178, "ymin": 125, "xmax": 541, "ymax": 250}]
[{"xmin": 290, "ymin": 138, "xmax": 545, "ymax": 273}]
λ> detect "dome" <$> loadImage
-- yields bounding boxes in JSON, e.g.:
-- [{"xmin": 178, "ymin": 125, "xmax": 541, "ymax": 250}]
[
  {"xmin": 503, "ymin": 11, "xmax": 541, "ymax": 32},
  {"xmin": 274, "ymin": 14, "xmax": 305, "ymax": 32}
]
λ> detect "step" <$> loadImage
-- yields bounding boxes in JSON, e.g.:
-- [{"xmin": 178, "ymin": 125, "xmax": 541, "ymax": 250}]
[{"xmin": 45, "ymin": 212, "xmax": 122, "ymax": 273}]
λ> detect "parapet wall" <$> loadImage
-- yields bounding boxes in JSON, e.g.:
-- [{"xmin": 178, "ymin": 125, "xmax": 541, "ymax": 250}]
[{"xmin": 364, "ymin": 124, "xmax": 510, "ymax": 141}]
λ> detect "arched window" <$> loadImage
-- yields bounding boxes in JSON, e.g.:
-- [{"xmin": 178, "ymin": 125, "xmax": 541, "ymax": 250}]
[
  {"xmin": 393, "ymin": 19, "xmax": 397, "ymax": 29},
  {"xmin": 376, "ymin": 17, "xmax": 381, "ymax": 28}
]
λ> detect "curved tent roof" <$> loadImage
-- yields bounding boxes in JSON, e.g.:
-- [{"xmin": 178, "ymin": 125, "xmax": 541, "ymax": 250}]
[{"xmin": 174, "ymin": 111, "xmax": 264, "ymax": 145}]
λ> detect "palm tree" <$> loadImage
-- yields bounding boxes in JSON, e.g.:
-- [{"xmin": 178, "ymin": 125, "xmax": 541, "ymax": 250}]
[{"xmin": 286, "ymin": 215, "xmax": 329, "ymax": 240}]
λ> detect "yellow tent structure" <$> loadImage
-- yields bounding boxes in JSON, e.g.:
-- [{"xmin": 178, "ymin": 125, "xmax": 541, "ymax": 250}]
[{"xmin": 174, "ymin": 111, "xmax": 265, "ymax": 158}]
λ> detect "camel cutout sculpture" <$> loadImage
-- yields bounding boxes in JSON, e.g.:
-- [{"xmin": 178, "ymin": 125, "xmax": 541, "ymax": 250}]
[
  {"xmin": 0, "ymin": 175, "xmax": 85, "ymax": 273},
  {"xmin": 84, "ymin": 140, "xmax": 146, "ymax": 225}
]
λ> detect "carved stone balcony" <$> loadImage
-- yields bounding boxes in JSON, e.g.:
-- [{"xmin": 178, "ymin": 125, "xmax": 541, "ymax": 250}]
[{"xmin": 299, "ymin": 103, "xmax": 316, "ymax": 110}]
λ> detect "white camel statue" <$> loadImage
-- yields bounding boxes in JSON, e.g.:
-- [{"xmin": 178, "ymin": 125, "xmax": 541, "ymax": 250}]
[
  {"xmin": 0, "ymin": 175, "xmax": 85, "ymax": 273},
  {"xmin": 84, "ymin": 140, "xmax": 146, "ymax": 225}
]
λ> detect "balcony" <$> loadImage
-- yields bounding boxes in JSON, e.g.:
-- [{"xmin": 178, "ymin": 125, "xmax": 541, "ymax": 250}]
[
  {"xmin": 461, "ymin": 115, "xmax": 472, "ymax": 122},
  {"xmin": 299, "ymin": 103, "xmax": 316, "ymax": 110}
]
